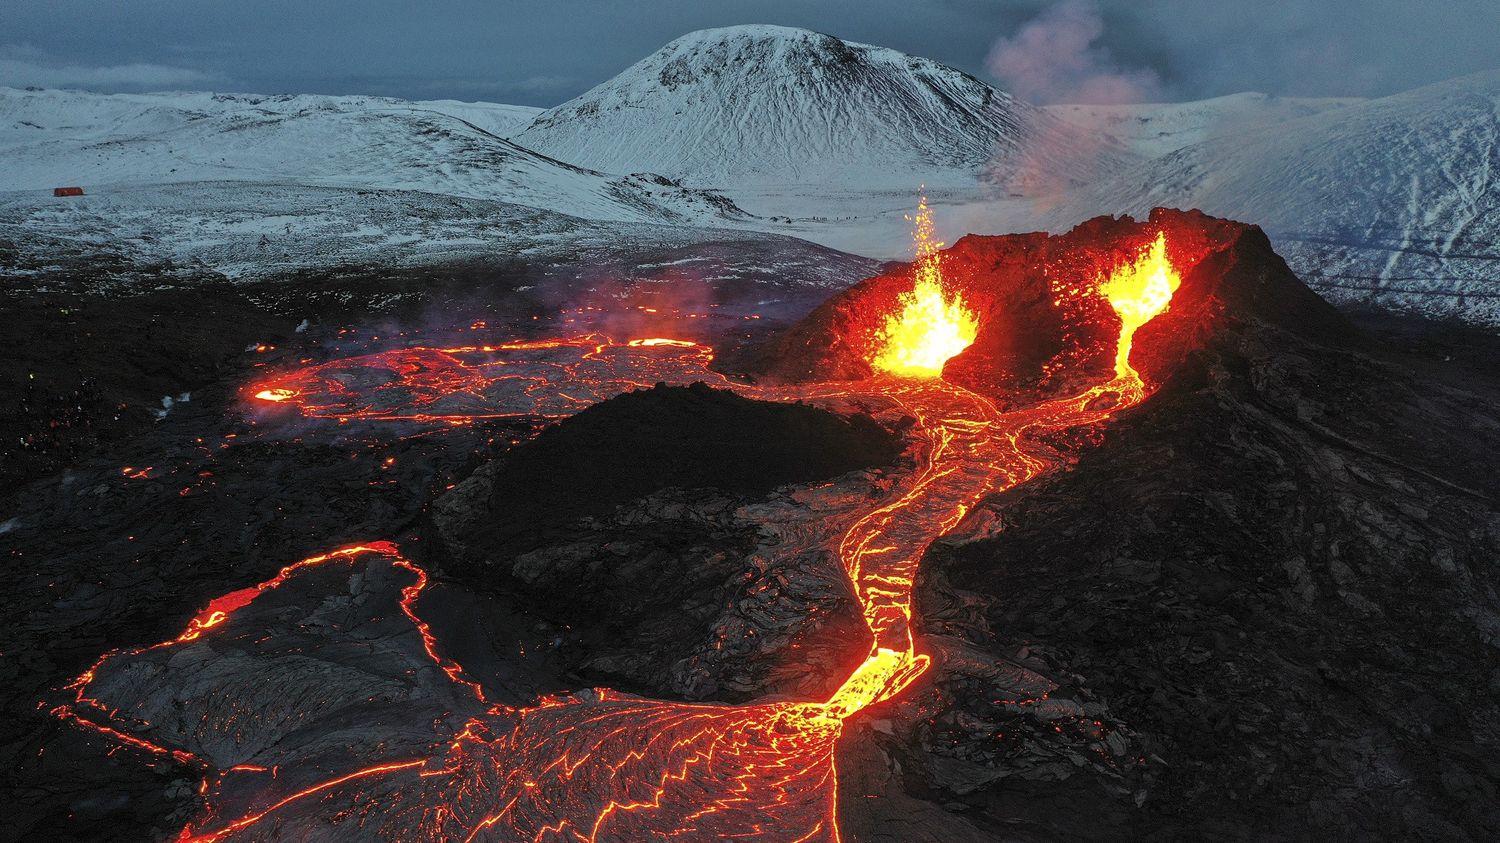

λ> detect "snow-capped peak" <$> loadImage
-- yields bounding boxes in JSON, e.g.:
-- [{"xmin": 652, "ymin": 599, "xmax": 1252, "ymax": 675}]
[{"xmin": 513, "ymin": 24, "xmax": 1097, "ymax": 189}]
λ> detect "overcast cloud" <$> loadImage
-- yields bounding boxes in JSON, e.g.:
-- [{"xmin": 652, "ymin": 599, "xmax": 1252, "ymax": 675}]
[
  {"xmin": 1, "ymin": 0, "xmax": 1495, "ymax": 105},
  {"xmin": 0, "ymin": 44, "xmax": 219, "ymax": 91}
]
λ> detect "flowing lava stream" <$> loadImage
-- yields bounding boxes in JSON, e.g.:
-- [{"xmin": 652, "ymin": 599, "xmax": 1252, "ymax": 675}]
[{"xmin": 56, "ymin": 205, "xmax": 1183, "ymax": 842}]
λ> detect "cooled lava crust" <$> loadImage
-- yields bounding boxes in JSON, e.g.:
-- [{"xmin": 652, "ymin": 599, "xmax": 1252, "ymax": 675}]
[
  {"xmin": 454, "ymin": 382, "xmax": 900, "ymax": 561},
  {"xmin": 18, "ymin": 207, "xmax": 1499, "ymax": 841}
]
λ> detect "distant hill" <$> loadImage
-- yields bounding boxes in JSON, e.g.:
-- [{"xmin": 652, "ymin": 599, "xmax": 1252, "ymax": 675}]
[
  {"xmin": 512, "ymin": 25, "xmax": 1114, "ymax": 189},
  {"xmin": 4, "ymin": 31, "xmax": 1499, "ymax": 323},
  {"xmin": 0, "ymin": 87, "xmax": 741, "ymax": 225}
]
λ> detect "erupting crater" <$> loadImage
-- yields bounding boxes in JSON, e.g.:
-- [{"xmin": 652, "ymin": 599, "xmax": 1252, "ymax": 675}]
[
  {"xmin": 51, "ymin": 205, "xmax": 1257, "ymax": 842},
  {"xmin": 868, "ymin": 196, "xmax": 979, "ymax": 378}
]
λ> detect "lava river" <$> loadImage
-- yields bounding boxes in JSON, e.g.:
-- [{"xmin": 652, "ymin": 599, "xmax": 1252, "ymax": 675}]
[{"xmin": 54, "ymin": 221, "xmax": 1182, "ymax": 841}]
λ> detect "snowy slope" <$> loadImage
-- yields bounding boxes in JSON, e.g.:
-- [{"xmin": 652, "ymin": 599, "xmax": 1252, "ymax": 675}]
[
  {"xmin": 0, "ymin": 88, "xmax": 743, "ymax": 225},
  {"xmin": 414, "ymin": 99, "xmax": 542, "ymax": 137},
  {"xmin": 1050, "ymin": 71, "xmax": 1500, "ymax": 322},
  {"xmin": 0, "ymin": 181, "xmax": 876, "ymax": 299},
  {"xmin": 4, "ymin": 31, "xmax": 1498, "ymax": 324},
  {"xmin": 513, "ymin": 25, "xmax": 1116, "ymax": 189},
  {"xmin": 1047, "ymin": 93, "xmax": 1360, "ymax": 158}
]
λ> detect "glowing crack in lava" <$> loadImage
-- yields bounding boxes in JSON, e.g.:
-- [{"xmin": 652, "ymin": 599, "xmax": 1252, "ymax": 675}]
[
  {"xmin": 57, "ymin": 230, "xmax": 1183, "ymax": 841},
  {"xmin": 869, "ymin": 195, "xmax": 979, "ymax": 378},
  {"xmin": 245, "ymin": 335, "xmax": 720, "ymax": 425}
]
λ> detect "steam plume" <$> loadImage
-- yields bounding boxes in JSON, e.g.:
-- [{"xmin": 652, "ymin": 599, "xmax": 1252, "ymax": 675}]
[{"xmin": 986, "ymin": 0, "xmax": 1160, "ymax": 105}]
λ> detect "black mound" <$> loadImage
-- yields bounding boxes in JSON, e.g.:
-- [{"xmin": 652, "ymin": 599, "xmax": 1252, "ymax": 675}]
[
  {"xmin": 426, "ymin": 381, "xmax": 897, "ymax": 703},
  {"xmin": 470, "ymin": 381, "xmax": 900, "ymax": 559}
]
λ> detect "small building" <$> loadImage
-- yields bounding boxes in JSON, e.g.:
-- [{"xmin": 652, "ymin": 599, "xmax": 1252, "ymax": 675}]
[{"xmin": 53, "ymin": 186, "xmax": 85, "ymax": 197}]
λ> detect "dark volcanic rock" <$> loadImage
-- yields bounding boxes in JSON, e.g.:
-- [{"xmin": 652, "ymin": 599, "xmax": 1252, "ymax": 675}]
[
  {"xmin": 450, "ymin": 381, "xmax": 900, "ymax": 560},
  {"xmin": 429, "ymin": 382, "xmax": 903, "ymax": 702},
  {"xmin": 817, "ymin": 213, "xmax": 1500, "ymax": 840},
  {"xmin": 0, "ymin": 286, "xmax": 297, "ymax": 494},
  {"xmin": 917, "ymin": 331, "xmax": 1500, "ymax": 838},
  {"xmin": 8, "ymin": 213, "xmax": 1500, "ymax": 842}
]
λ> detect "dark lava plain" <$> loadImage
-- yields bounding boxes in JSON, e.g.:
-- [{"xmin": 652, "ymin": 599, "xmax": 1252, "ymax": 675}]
[
  {"xmin": 0, "ymin": 257, "xmax": 859, "ymax": 842},
  {"xmin": 3, "ymin": 240, "xmax": 1499, "ymax": 842}
]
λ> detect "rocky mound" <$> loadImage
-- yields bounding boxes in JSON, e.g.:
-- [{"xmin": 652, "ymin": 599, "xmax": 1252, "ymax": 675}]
[
  {"xmin": 427, "ymin": 382, "xmax": 902, "ymax": 701},
  {"xmin": 439, "ymin": 381, "xmax": 899, "ymax": 559}
]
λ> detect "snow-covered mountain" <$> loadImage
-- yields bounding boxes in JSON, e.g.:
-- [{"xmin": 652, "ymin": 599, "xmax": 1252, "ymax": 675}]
[
  {"xmin": 512, "ymin": 25, "xmax": 1112, "ymax": 189},
  {"xmin": 1051, "ymin": 71, "xmax": 1500, "ymax": 322},
  {"xmin": 0, "ymin": 88, "xmax": 740, "ymax": 225},
  {"xmin": 3, "ymin": 26, "xmax": 1499, "ymax": 323}
]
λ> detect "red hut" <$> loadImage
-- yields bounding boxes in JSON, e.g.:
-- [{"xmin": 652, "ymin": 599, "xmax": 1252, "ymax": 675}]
[{"xmin": 53, "ymin": 186, "xmax": 85, "ymax": 197}]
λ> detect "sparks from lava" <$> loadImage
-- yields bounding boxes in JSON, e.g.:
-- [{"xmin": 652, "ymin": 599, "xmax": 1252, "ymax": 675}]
[
  {"xmin": 869, "ymin": 194, "xmax": 979, "ymax": 378},
  {"xmin": 57, "ymin": 212, "xmax": 1185, "ymax": 842}
]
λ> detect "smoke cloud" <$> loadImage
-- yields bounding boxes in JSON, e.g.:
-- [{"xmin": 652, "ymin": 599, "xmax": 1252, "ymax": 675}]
[{"xmin": 985, "ymin": 1, "xmax": 1160, "ymax": 104}]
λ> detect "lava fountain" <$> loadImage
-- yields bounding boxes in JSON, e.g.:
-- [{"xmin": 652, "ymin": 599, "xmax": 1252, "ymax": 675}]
[
  {"xmin": 868, "ymin": 195, "xmax": 979, "ymax": 378},
  {"xmin": 54, "ymin": 209, "xmax": 1187, "ymax": 842},
  {"xmin": 1100, "ymin": 232, "xmax": 1181, "ymax": 379}
]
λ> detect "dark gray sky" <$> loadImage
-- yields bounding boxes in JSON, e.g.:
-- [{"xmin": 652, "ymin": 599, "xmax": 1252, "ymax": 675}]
[{"xmin": 3, "ymin": 0, "xmax": 1497, "ymax": 105}]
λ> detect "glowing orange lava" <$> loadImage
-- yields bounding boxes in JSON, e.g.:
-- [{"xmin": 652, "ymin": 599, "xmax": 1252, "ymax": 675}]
[
  {"xmin": 869, "ymin": 195, "xmax": 979, "ymax": 378},
  {"xmin": 1101, "ymin": 232, "xmax": 1181, "ymax": 378},
  {"xmin": 246, "ymin": 335, "xmax": 717, "ymax": 424},
  {"xmin": 57, "ymin": 218, "xmax": 1186, "ymax": 842},
  {"xmin": 626, "ymin": 337, "xmax": 701, "ymax": 349}
]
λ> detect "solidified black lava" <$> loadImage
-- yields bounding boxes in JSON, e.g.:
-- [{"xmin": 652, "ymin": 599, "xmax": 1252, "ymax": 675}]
[
  {"xmin": 427, "ymin": 381, "xmax": 899, "ymax": 703},
  {"xmin": 468, "ymin": 381, "xmax": 900, "ymax": 559},
  {"xmin": 8, "ymin": 213, "xmax": 1500, "ymax": 842},
  {"xmin": 0, "ymin": 260, "xmax": 856, "ymax": 842},
  {"xmin": 0, "ymin": 287, "xmax": 295, "ymax": 494}
]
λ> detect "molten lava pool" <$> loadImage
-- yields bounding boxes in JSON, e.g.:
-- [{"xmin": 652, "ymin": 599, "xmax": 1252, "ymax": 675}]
[{"xmin": 55, "ymin": 220, "xmax": 1185, "ymax": 841}]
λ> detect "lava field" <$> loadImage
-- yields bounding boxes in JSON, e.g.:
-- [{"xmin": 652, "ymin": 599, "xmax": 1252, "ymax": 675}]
[{"xmin": 5, "ymin": 208, "xmax": 1500, "ymax": 842}]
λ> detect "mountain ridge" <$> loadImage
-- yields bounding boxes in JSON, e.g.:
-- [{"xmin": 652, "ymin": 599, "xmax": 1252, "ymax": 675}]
[
  {"xmin": 512, "ymin": 24, "xmax": 1117, "ymax": 189},
  {"xmin": 0, "ymin": 85, "xmax": 740, "ymax": 226},
  {"xmin": 4, "ymin": 26, "xmax": 1500, "ymax": 323}
]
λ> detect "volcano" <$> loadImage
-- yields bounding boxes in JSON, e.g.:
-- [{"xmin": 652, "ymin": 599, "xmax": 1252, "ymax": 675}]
[
  {"xmin": 5, "ymin": 207, "xmax": 1499, "ymax": 842},
  {"xmin": 733, "ymin": 208, "xmax": 1348, "ymax": 395}
]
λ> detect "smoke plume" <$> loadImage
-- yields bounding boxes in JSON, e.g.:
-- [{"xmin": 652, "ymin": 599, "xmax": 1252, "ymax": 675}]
[{"xmin": 986, "ymin": 0, "xmax": 1160, "ymax": 105}]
